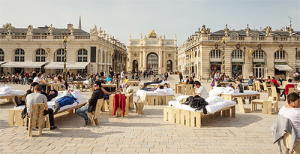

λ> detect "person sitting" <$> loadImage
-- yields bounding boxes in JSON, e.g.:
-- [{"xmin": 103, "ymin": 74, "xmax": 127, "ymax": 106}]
[
  {"xmin": 33, "ymin": 73, "xmax": 48, "ymax": 92},
  {"xmin": 124, "ymin": 76, "xmax": 129, "ymax": 83},
  {"xmin": 57, "ymin": 76, "xmax": 65, "ymax": 88},
  {"xmin": 47, "ymin": 88, "xmax": 58, "ymax": 101},
  {"xmin": 193, "ymin": 81, "xmax": 207, "ymax": 99},
  {"xmin": 278, "ymin": 93, "xmax": 300, "ymax": 138},
  {"xmin": 183, "ymin": 76, "xmax": 189, "ymax": 83},
  {"xmin": 26, "ymin": 84, "xmax": 57, "ymax": 130},
  {"xmin": 216, "ymin": 80, "xmax": 222, "ymax": 87},
  {"xmin": 271, "ymin": 76, "xmax": 280, "ymax": 94},
  {"xmin": 266, "ymin": 76, "xmax": 271, "ymax": 83},
  {"xmin": 188, "ymin": 77, "xmax": 194, "ymax": 85},
  {"xmin": 163, "ymin": 83, "xmax": 169, "ymax": 89},
  {"xmin": 235, "ymin": 78, "xmax": 243, "ymax": 93},
  {"xmin": 227, "ymin": 83, "xmax": 235, "ymax": 90},
  {"xmin": 210, "ymin": 80, "xmax": 215, "ymax": 88},
  {"xmin": 248, "ymin": 76, "xmax": 253, "ymax": 86},
  {"xmin": 281, "ymin": 79, "xmax": 295, "ymax": 101},
  {"xmin": 76, "ymin": 81, "xmax": 116, "ymax": 126},
  {"xmin": 131, "ymin": 74, "xmax": 135, "ymax": 79},
  {"xmin": 135, "ymin": 75, "xmax": 140, "ymax": 81},
  {"xmin": 52, "ymin": 89, "xmax": 77, "ymax": 113},
  {"xmin": 278, "ymin": 76, "xmax": 284, "ymax": 86},
  {"xmin": 105, "ymin": 75, "xmax": 113, "ymax": 83}
]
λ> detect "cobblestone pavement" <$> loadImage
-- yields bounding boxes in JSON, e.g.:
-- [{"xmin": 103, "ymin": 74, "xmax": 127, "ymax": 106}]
[{"xmin": 0, "ymin": 75, "xmax": 293, "ymax": 154}]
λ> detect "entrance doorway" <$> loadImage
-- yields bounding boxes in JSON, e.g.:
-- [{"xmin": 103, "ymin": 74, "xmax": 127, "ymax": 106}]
[
  {"xmin": 232, "ymin": 65, "xmax": 243, "ymax": 77},
  {"xmin": 253, "ymin": 65, "xmax": 264, "ymax": 78},
  {"xmin": 147, "ymin": 53, "xmax": 158, "ymax": 74},
  {"xmin": 132, "ymin": 60, "xmax": 138, "ymax": 73},
  {"xmin": 167, "ymin": 60, "xmax": 172, "ymax": 72}
]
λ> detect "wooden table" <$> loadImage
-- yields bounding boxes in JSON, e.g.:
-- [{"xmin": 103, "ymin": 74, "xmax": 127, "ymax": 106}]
[
  {"xmin": 0, "ymin": 94, "xmax": 25, "ymax": 103},
  {"xmin": 128, "ymin": 80, "xmax": 139, "ymax": 86},
  {"xmin": 109, "ymin": 93, "xmax": 133, "ymax": 116},
  {"xmin": 220, "ymin": 91, "xmax": 260, "ymax": 113}
]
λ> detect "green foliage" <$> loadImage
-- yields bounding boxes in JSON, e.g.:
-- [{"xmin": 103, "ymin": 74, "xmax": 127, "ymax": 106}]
[{"xmin": 2, "ymin": 23, "xmax": 15, "ymax": 29}]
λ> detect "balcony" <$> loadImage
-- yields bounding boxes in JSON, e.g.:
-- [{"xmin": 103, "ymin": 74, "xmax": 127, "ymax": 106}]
[
  {"xmin": 12, "ymin": 35, "xmax": 26, "ymax": 39},
  {"xmin": 75, "ymin": 36, "xmax": 90, "ymax": 39},
  {"xmin": 33, "ymin": 35, "xmax": 47, "ymax": 39}
]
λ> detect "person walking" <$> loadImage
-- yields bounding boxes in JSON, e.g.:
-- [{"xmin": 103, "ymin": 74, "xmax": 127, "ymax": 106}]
[{"xmin": 179, "ymin": 72, "xmax": 183, "ymax": 83}]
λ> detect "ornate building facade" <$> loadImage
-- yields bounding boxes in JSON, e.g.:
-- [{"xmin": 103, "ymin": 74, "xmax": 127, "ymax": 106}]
[
  {"xmin": 178, "ymin": 24, "xmax": 300, "ymax": 80},
  {"xmin": 0, "ymin": 22, "xmax": 127, "ymax": 75},
  {"xmin": 127, "ymin": 30, "xmax": 177, "ymax": 74}
]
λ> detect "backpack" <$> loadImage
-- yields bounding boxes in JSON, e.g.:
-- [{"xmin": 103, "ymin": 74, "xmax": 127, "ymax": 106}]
[{"xmin": 184, "ymin": 95, "xmax": 208, "ymax": 114}]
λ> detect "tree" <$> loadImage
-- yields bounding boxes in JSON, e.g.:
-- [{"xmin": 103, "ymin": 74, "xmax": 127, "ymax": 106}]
[{"xmin": 2, "ymin": 23, "xmax": 15, "ymax": 29}]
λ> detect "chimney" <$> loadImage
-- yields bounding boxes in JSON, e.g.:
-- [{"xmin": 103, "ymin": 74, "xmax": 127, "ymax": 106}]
[{"xmin": 67, "ymin": 23, "xmax": 72, "ymax": 29}]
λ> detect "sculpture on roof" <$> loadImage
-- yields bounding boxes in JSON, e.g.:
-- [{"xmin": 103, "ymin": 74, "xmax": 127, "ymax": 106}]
[
  {"xmin": 148, "ymin": 29, "xmax": 157, "ymax": 37},
  {"xmin": 103, "ymin": 30, "xmax": 106, "ymax": 38},
  {"xmin": 224, "ymin": 24, "xmax": 229, "ymax": 36},
  {"xmin": 140, "ymin": 33, "xmax": 142, "ymax": 39},
  {"xmin": 89, "ymin": 25, "xmax": 98, "ymax": 35},
  {"xmin": 69, "ymin": 24, "xmax": 75, "ymax": 35},
  {"xmin": 129, "ymin": 33, "xmax": 131, "ymax": 39},
  {"xmin": 48, "ymin": 24, "xmax": 54, "ymax": 35},
  {"xmin": 265, "ymin": 26, "xmax": 272, "ymax": 36},
  {"xmin": 99, "ymin": 27, "xmax": 103, "ymax": 36},
  {"xmin": 174, "ymin": 34, "xmax": 177, "ymax": 39},
  {"xmin": 289, "ymin": 24, "xmax": 293, "ymax": 36},
  {"xmin": 27, "ymin": 25, "xmax": 33, "ymax": 34},
  {"xmin": 201, "ymin": 25, "xmax": 206, "ymax": 34},
  {"xmin": 7, "ymin": 23, "xmax": 12, "ymax": 35},
  {"xmin": 163, "ymin": 34, "xmax": 165, "ymax": 39},
  {"xmin": 245, "ymin": 24, "xmax": 250, "ymax": 36}
]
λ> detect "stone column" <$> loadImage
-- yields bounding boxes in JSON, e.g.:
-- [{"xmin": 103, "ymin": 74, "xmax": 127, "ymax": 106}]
[
  {"xmin": 143, "ymin": 51, "xmax": 146, "ymax": 71},
  {"xmin": 287, "ymin": 47, "xmax": 296, "ymax": 79},
  {"xmin": 128, "ymin": 50, "xmax": 131, "ymax": 72},
  {"xmin": 224, "ymin": 47, "xmax": 232, "ymax": 77},
  {"xmin": 265, "ymin": 47, "xmax": 275, "ymax": 78},
  {"xmin": 158, "ymin": 51, "xmax": 162, "ymax": 74},
  {"xmin": 244, "ymin": 47, "xmax": 253, "ymax": 79},
  {"xmin": 139, "ymin": 51, "xmax": 142, "ymax": 72}
]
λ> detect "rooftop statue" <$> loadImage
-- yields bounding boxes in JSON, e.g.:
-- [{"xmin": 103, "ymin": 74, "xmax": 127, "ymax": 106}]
[{"xmin": 148, "ymin": 29, "xmax": 157, "ymax": 37}]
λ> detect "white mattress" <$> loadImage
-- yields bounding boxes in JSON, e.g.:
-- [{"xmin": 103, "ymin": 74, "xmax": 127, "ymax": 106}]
[
  {"xmin": 136, "ymin": 89, "xmax": 175, "ymax": 97},
  {"xmin": 0, "ymin": 85, "xmax": 24, "ymax": 97},
  {"xmin": 169, "ymin": 96, "xmax": 236, "ymax": 114},
  {"xmin": 222, "ymin": 90, "xmax": 258, "ymax": 96},
  {"xmin": 149, "ymin": 81, "xmax": 170, "ymax": 86},
  {"xmin": 14, "ymin": 90, "xmax": 87, "ymax": 112}
]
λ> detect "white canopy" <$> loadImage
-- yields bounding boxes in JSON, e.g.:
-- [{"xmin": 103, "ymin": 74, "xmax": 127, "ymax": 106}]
[
  {"xmin": 2, "ymin": 62, "xmax": 47, "ymax": 68},
  {"xmin": 44, "ymin": 62, "xmax": 89, "ymax": 69},
  {"xmin": 275, "ymin": 65, "xmax": 293, "ymax": 71},
  {"xmin": 98, "ymin": 63, "xmax": 106, "ymax": 65}
]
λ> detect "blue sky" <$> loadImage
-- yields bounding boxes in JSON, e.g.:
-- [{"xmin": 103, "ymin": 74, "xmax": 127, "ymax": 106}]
[{"xmin": 0, "ymin": 0, "xmax": 299, "ymax": 46}]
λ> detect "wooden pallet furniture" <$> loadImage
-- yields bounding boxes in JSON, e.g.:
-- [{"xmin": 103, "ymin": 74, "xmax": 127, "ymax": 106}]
[
  {"xmin": 0, "ymin": 94, "xmax": 25, "ymax": 103},
  {"xmin": 176, "ymin": 84, "xmax": 194, "ymax": 95},
  {"xmin": 251, "ymin": 97, "xmax": 278, "ymax": 114},
  {"xmin": 271, "ymin": 86, "xmax": 280, "ymax": 101},
  {"xmin": 87, "ymin": 99, "xmax": 103, "ymax": 126},
  {"xmin": 109, "ymin": 93, "xmax": 133, "ymax": 116},
  {"xmin": 283, "ymin": 132, "xmax": 300, "ymax": 154},
  {"xmin": 145, "ymin": 95, "xmax": 173, "ymax": 105},
  {"xmin": 134, "ymin": 91, "xmax": 146, "ymax": 115},
  {"xmin": 128, "ymin": 80, "xmax": 140, "ymax": 86},
  {"xmin": 164, "ymin": 105, "xmax": 235, "ymax": 128},
  {"xmin": 9, "ymin": 102, "xmax": 87, "ymax": 127},
  {"xmin": 28, "ymin": 104, "xmax": 45, "ymax": 137}
]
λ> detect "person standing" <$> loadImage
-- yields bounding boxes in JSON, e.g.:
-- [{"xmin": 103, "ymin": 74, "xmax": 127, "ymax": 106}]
[
  {"xmin": 24, "ymin": 71, "xmax": 29, "ymax": 85},
  {"xmin": 20, "ymin": 70, "xmax": 25, "ymax": 85},
  {"xmin": 76, "ymin": 81, "xmax": 116, "ymax": 126},
  {"xmin": 100, "ymin": 70, "xmax": 104, "ymax": 77},
  {"xmin": 121, "ymin": 70, "xmax": 125, "ymax": 81},
  {"xmin": 192, "ymin": 72, "xmax": 195, "ymax": 79},
  {"xmin": 26, "ymin": 84, "xmax": 57, "ymax": 130},
  {"xmin": 210, "ymin": 71, "xmax": 215, "ymax": 81},
  {"xmin": 179, "ymin": 72, "xmax": 183, "ymax": 83},
  {"xmin": 143, "ymin": 70, "xmax": 146, "ymax": 78},
  {"xmin": 164, "ymin": 72, "xmax": 168, "ymax": 80}
]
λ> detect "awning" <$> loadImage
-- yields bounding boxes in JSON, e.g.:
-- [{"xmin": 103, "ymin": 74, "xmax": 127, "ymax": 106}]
[
  {"xmin": 275, "ymin": 65, "xmax": 293, "ymax": 71},
  {"xmin": 44, "ymin": 62, "xmax": 89, "ymax": 69},
  {"xmin": 2, "ymin": 62, "xmax": 47, "ymax": 68},
  {"xmin": 107, "ymin": 63, "xmax": 112, "ymax": 66},
  {"xmin": 98, "ymin": 63, "xmax": 106, "ymax": 65},
  {"xmin": 296, "ymin": 63, "xmax": 300, "ymax": 67}
]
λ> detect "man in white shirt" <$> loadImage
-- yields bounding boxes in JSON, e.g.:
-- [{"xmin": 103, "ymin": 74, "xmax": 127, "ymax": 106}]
[
  {"xmin": 278, "ymin": 92, "xmax": 300, "ymax": 138},
  {"xmin": 194, "ymin": 81, "xmax": 207, "ymax": 99},
  {"xmin": 121, "ymin": 71, "xmax": 125, "ymax": 81}
]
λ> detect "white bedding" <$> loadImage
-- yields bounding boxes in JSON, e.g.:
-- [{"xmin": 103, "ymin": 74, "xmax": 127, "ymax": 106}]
[
  {"xmin": 0, "ymin": 85, "xmax": 24, "ymax": 97},
  {"xmin": 169, "ymin": 96, "xmax": 236, "ymax": 114},
  {"xmin": 136, "ymin": 88, "xmax": 175, "ymax": 97},
  {"xmin": 149, "ymin": 81, "xmax": 170, "ymax": 86},
  {"xmin": 14, "ymin": 90, "xmax": 87, "ymax": 112},
  {"xmin": 222, "ymin": 90, "xmax": 258, "ymax": 96}
]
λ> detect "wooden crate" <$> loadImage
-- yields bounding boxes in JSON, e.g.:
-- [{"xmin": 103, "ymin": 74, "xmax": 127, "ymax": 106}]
[
  {"xmin": 145, "ymin": 95, "xmax": 173, "ymax": 105},
  {"xmin": 164, "ymin": 106, "xmax": 235, "ymax": 128},
  {"xmin": 109, "ymin": 93, "xmax": 133, "ymax": 116}
]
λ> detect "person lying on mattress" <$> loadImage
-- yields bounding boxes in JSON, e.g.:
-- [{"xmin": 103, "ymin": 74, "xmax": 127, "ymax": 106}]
[
  {"xmin": 52, "ymin": 89, "xmax": 77, "ymax": 113},
  {"xmin": 143, "ymin": 78, "xmax": 168, "ymax": 87}
]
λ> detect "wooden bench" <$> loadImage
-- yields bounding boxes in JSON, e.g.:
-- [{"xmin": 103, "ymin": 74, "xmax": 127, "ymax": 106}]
[
  {"xmin": 109, "ymin": 93, "xmax": 133, "ymax": 116},
  {"xmin": 164, "ymin": 105, "xmax": 235, "ymax": 128},
  {"xmin": 251, "ymin": 97, "xmax": 278, "ymax": 114},
  {"xmin": 145, "ymin": 95, "xmax": 173, "ymax": 105},
  {"xmin": 9, "ymin": 102, "xmax": 87, "ymax": 127},
  {"xmin": 0, "ymin": 94, "xmax": 25, "ymax": 103},
  {"xmin": 28, "ymin": 104, "xmax": 45, "ymax": 137},
  {"xmin": 283, "ymin": 132, "xmax": 300, "ymax": 154},
  {"xmin": 87, "ymin": 99, "xmax": 103, "ymax": 126}
]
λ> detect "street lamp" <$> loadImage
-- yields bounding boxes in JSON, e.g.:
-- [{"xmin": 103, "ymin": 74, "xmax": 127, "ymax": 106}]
[
  {"xmin": 63, "ymin": 36, "xmax": 68, "ymax": 89},
  {"xmin": 221, "ymin": 37, "xmax": 226, "ymax": 74}
]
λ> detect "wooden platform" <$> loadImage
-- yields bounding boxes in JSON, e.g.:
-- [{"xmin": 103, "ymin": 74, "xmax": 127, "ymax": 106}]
[
  {"xmin": 0, "ymin": 94, "xmax": 25, "ymax": 103},
  {"xmin": 9, "ymin": 103, "xmax": 87, "ymax": 127},
  {"xmin": 164, "ymin": 106, "xmax": 235, "ymax": 128},
  {"xmin": 145, "ymin": 95, "xmax": 173, "ymax": 105}
]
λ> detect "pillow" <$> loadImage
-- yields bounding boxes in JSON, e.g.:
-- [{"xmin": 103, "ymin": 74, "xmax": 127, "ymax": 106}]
[{"xmin": 209, "ymin": 87, "xmax": 225, "ymax": 96}]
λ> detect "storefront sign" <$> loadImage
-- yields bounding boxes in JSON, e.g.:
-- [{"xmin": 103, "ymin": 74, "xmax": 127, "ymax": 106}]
[
  {"xmin": 253, "ymin": 62, "xmax": 265, "ymax": 65},
  {"xmin": 232, "ymin": 62, "xmax": 243, "ymax": 65},
  {"xmin": 274, "ymin": 62, "xmax": 287, "ymax": 65},
  {"xmin": 210, "ymin": 62, "xmax": 222, "ymax": 64}
]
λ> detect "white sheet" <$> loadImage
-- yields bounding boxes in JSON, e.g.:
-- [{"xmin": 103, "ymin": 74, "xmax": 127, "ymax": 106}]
[
  {"xmin": 169, "ymin": 96, "xmax": 236, "ymax": 114},
  {"xmin": 222, "ymin": 90, "xmax": 258, "ymax": 96},
  {"xmin": 14, "ymin": 90, "xmax": 87, "ymax": 112},
  {"xmin": 0, "ymin": 85, "xmax": 24, "ymax": 97},
  {"xmin": 136, "ymin": 89, "xmax": 175, "ymax": 97}
]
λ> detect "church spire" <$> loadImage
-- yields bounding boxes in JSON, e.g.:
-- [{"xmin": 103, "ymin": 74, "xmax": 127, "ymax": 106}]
[{"xmin": 78, "ymin": 15, "xmax": 82, "ymax": 29}]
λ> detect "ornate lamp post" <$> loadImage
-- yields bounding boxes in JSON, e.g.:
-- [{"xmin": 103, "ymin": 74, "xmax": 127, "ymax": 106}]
[
  {"xmin": 221, "ymin": 37, "xmax": 226, "ymax": 74},
  {"xmin": 63, "ymin": 36, "xmax": 68, "ymax": 89}
]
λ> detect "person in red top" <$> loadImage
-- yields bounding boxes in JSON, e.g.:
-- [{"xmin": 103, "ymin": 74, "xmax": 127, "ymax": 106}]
[
  {"xmin": 271, "ymin": 77, "xmax": 280, "ymax": 94},
  {"xmin": 281, "ymin": 79, "xmax": 295, "ymax": 101}
]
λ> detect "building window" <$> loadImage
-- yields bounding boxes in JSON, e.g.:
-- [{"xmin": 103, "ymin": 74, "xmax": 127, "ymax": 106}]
[
  {"xmin": 15, "ymin": 48, "xmax": 25, "ymax": 62},
  {"xmin": 232, "ymin": 50, "xmax": 243, "ymax": 59},
  {"xmin": 56, "ymin": 49, "xmax": 64, "ymax": 62},
  {"xmin": 296, "ymin": 51, "xmax": 300, "ymax": 60},
  {"xmin": 56, "ymin": 69, "xmax": 63, "ymax": 74},
  {"xmin": 274, "ymin": 50, "xmax": 286, "ymax": 60},
  {"xmin": 77, "ymin": 68, "xmax": 87, "ymax": 75},
  {"xmin": 230, "ymin": 32, "xmax": 239, "ymax": 40},
  {"xmin": 253, "ymin": 50, "xmax": 264, "ymax": 59},
  {"xmin": 35, "ymin": 48, "xmax": 46, "ymax": 62},
  {"xmin": 0, "ymin": 48, "xmax": 4, "ymax": 61},
  {"xmin": 210, "ymin": 50, "xmax": 221, "ymax": 59},
  {"xmin": 78, "ymin": 49, "xmax": 88, "ymax": 62}
]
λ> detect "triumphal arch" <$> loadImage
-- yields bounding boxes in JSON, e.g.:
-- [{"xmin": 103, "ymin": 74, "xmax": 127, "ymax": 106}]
[{"xmin": 127, "ymin": 30, "xmax": 177, "ymax": 74}]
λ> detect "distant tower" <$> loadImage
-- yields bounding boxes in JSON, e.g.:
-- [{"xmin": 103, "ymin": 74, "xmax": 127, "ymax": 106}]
[{"xmin": 78, "ymin": 15, "xmax": 82, "ymax": 29}]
